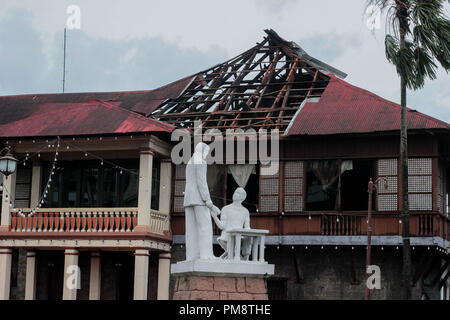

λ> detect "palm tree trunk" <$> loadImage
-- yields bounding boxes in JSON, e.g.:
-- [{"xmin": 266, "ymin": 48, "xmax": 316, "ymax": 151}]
[{"xmin": 399, "ymin": 20, "xmax": 412, "ymax": 300}]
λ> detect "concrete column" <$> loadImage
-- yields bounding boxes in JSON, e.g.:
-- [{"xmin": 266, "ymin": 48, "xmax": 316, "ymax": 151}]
[
  {"xmin": 1, "ymin": 172, "xmax": 16, "ymax": 230},
  {"xmin": 133, "ymin": 249, "xmax": 149, "ymax": 300},
  {"xmin": 63, "ymin": 248, "xmax": 79, "ymax": 300},
  {"xmin": 30, "ymin": 163, "xmax": 42, "ymax": 208},
  {"xmin": 24, "ymin": 250, "xmax": 37, "ymax": 300},
  {"xmin": 158, "ymin": 160, "xmax": 172, "ymax": 214},
  {"xmin": 137, "ymin": 148, "xmax": 153, "ymax": 227},
  {"xmin": 89, "ymin": 251, "xmax": 101, "ymax": 300},
  {"xmin": 0, "ymin": 248, "xmax": 12, "ymax": 300},
  {"xmin": 157, "ymin": 252, "xmax": 171, "ymax": 300}
]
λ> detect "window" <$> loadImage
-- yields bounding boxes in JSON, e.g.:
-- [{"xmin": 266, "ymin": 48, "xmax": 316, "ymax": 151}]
[
  {"xmin": 42, "ymin": 159, "xmax": 160, "ymax": 209},
  {"xmin": 305, "ymin": 159, "xmax": 375, "ymax": 211},
  {"xmin": 226, "ymin": 166, "xmax": 259, "ymax": 213},
  {"xmin": 14, "ymin": 163, "xmax": 32, "ymax": 208},
  {"xmin": 341, "ymin": 159, "xmax": 374, "ymax": 211},
  {"xmin": 305, "ymin": 160, "xmax": 339, "ymax": 211}
]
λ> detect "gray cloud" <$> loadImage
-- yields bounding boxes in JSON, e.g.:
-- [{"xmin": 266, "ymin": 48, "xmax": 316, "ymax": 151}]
[
  {"xmin": 0, "ymin": 8, "xmax": 228, "ymax": 95},
  {"xmin": 0, "ymin": 2, "xmax": 448, "ymax": 123}
]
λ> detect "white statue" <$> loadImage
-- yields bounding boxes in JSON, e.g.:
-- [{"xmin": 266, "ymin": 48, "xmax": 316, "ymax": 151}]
[
  {"xmin": 183, "ymin": 143, "xmax": 220, "ymax": 260},
  {"xmin": 211, "ymin": 187, "xmax": 253, "ymax": 260}
]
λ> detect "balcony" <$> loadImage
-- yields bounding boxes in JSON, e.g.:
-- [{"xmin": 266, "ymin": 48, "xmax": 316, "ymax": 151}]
[{"xmin": 8, "ymin": 208, "xmax": 170, "ymax": 235}]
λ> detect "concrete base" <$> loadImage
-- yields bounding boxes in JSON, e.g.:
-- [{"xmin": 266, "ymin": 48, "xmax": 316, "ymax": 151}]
[
  {"xmin": 173, "ymin": 275, "xmax": 268, "ymax": 300},
  {"xmin": 171, "ymin": 259, "xmax": 274, "ymax": 278}
]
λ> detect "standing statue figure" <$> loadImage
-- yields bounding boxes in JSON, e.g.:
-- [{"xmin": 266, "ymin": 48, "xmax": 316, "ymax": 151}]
[
  {"xmin": 184, "ymin": 143, "xmax": 220, "ymax": 260},
  {"xmin": 211, "ymin": 187, "xmax": 253, "ymax": 260}
]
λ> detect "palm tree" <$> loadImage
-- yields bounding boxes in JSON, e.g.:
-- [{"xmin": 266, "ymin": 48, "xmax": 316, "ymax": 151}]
[{"xmin": 366, "ymin": 0, "xmax": 450, "ymax": 299}]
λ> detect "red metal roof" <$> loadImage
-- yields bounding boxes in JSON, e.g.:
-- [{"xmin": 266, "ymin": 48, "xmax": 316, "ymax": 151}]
[
  {"xmin": 0, "ymin": 76, "xmax": 195, "ymax": 138},
  {"xmin": 0, "ymin": 99, "xmax": 174, "ymax": 138},
  {"xmin": 286, "ymin": 75, "xmax": 449, "ymax": 136}
]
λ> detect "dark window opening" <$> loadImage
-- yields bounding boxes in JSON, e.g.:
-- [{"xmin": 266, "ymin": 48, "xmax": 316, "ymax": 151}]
[
  {"xmin": 226, "ymin": 169, "xmax": 259, "ymax": 213},
  {"xmin": 306, "ymin": 160, "xmax": 339, "ymax": 211},
  {"xmin": 42, "ymin": 159, "xmax": 159, "ymax": 209},
  {"xmin": 206, "ymin": 164, "xmax": 259, "ymax": 214},
  {"xmin": 305, "ymin": 159, "xmax": 375, "ymax": 211},
  {"xmin": 341, "ymin": 159, "xmax": 375, "ymax": 211}
]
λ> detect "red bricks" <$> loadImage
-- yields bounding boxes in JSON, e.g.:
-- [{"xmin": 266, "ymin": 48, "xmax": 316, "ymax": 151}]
[
  {"xmin": 236, "ymin": 278, "xmax": 246, "ymax": 292},
  {"xmin": 189, "ymin": 276, "xmax": 214, "ymax": 291},
  {"xmin": 245, "ymin": 277, "xmax": 267, "ymax": 294},
  {"xmin": 173, "ymin": 275, "xmax": 268, "ymax": 300},
  {"xmin": 214, "ymin": 277, "xmax": 236, "ymax": 292},
  {"xmin": 190, "ymin": 290, "xmax": 220, "ymax": 300}
]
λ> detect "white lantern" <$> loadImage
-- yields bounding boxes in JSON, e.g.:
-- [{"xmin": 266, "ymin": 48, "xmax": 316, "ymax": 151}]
[{"xmin": 0, "ymin": 149, "xmax": 18, "ymax": 177}]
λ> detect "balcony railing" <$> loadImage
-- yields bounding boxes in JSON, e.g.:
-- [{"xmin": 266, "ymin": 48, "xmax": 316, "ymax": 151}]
[
  {"xmin": 244, "ymin": 212, "xmax": 449, "ymax": 240},
  {"xmin": 9, "ymin": 208, "xmax": 170, "ymax": 235}
]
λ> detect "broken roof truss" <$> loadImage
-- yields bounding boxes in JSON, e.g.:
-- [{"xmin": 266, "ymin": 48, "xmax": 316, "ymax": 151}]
[{"xmin": 151, "ymin": 30, "xmax": 345, "ymax": 133}]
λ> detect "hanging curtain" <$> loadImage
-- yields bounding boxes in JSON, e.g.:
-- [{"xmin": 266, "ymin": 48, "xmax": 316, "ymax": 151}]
[
  {"xmin": 309, "ymin": 160, "xmax": 339, "ymax": 191},
  {"xmin": 341, "ymin": 160, "xmax": 353, "ymax": 174},
  {"xmin": 228, "ymin": 164, "xmax": 256, "ymax": 188}
]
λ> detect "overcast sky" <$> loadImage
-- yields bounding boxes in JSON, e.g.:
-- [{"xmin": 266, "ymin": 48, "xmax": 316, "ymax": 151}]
[{"xmin": 0, "ymin": 0, "xmax": 449, "ymax": 122}]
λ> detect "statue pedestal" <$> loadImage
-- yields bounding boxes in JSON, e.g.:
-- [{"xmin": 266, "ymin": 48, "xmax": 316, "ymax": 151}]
[{"xmin": 171, "ymin": 260, "xmax": 274, "ymax": 300}]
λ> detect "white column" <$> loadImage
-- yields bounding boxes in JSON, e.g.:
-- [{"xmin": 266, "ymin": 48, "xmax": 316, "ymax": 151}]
[
  {"xmin": 137, "ymin": 147, "xmax": 153, "ymax": 228},
  {"xmin": 63, "ymin": 248, "xmax": 79, "ymax": 300},
  {"xmin": 0, "ymin": 248, "xmax": 12, "ymax": 300},
  {"xmin": 158, "ymin": 160, "xmax": 172, "ymax": 214},
  {"xmin": 89, "ymin": 251, "xmax": 101, "ymax": 300},
  {"xmin": 1, "ymin": 173, "xmax": 16, "ymax": 230},
  {"xmin": 133, "ymin": 249, "xmax": 149, "ymax": 300},
  {"xmin": 157, "ymin": 252, "xmax": 171, "ymax": 300},
  {"xmin": 24, "ymin": 250, "xmax": 37, "ymax": 300},
  {"xmin": 30, "ymin": 163, "xmax": 42, "ymax": 208}
]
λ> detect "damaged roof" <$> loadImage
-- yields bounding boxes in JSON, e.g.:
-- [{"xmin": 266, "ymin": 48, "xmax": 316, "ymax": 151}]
[
  {"xmin": 151, "ymin": 29, "xmax": 346, "ymax": 133},
  {"xmin": 285, "ymin": 74, "xmax": 449, "ymax": 136},
  {"xmin": 0, "ymin": 30, "xmax": 447, "ymax": 139}
]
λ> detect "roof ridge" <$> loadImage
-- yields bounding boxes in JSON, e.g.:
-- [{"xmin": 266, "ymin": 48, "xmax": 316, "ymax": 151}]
[{"xmin": 327, "ymin": 75, "xmax": 449, "ymax": 128}]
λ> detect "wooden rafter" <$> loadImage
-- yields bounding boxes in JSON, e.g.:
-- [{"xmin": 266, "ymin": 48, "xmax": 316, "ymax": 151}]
[{"xmin": 151, "ymin": 33, "xmax": 332, "ymax": 133}]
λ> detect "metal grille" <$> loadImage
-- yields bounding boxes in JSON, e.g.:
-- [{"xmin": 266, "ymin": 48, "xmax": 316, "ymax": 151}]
[
  {"xmin": 408, "ymin": 175, "xmax": 432, "ymax": 193},
  {"xmin": 284, "ymin": 178, "xmax": 302, "ymax": 194},
  {"xmin": 260, "ymin": 196, "xmax": 279, "ymax": 212},
  {"xmin": 260, "ymin": 163, "xmax": 279, "ymax": 177},
  {"xmin": 173, "ymin": 164, "xmax": 186, "ymax": 213},
  {"xmin": 284, "ymin": 161, "xmax": 303, "ymax": 178},
  {"xmin": 409, "ymin": 194, "xmax": 432, "ymax": 211},
  {"xmin": 284, "ymin": 195, "xmax": 302, "ymax": 212},
  {"xmin": 378, "ymin": 194, "xmax": 398, "ymax": 211},
  {"xmin": 173, "ymin": 197, "xmax": 184, "ymax": 213},
  {"xmin": 260, "ymin": 178, "xmax": 279, "ymax": 195},
  {"xmin": 408, "ymin": 158, "xmax": 432, "ymax": 175},
  {"xmin": 437, "ymin": 163, "xmax": 445, "ymax": 214},
  {"xmin": 377, "ymin": 159, "xmax": 398, "ymax": 211},
  {"xmin": 175, "ymin": 164, "xmax": 186, "ymax": 179},
  {"xmin": 378, "ymin": 159, "xmax": 397, "ymax": 175},
  {"xmin": 378, "ymin": 176, "xmax": 398, "ymax": 193},
  {"xmin": 283, "ymin": 161, "xmax": 303, "ymax": 212},
  {"xmin": 174, "ymin": 180, "xmax": 185, "ymax": 196}
]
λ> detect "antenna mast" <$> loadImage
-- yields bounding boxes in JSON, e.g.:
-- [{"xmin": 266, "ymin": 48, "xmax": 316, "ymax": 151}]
[{"xmin": 62, "ymin": 28, "xmax": 67, "ymax": 93}]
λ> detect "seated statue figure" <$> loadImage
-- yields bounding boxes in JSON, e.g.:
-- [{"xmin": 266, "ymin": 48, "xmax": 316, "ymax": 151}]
[{"xmin": 211, "ymin": 187, "xmax": 253, "ymax": 260}]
